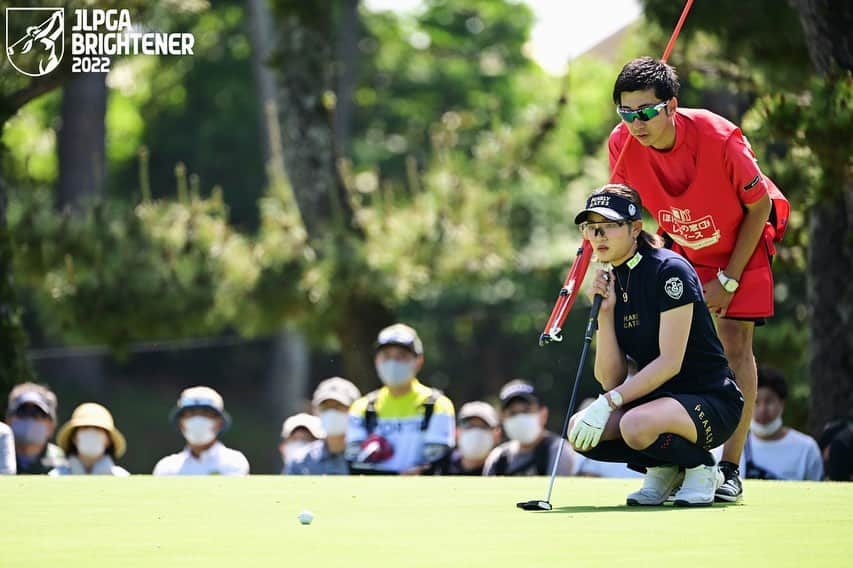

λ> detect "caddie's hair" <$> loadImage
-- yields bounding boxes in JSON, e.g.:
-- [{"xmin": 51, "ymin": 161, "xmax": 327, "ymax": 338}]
[
  {"xmin": 757, "ymin": 366, "xmax": 788, "ymax": 400},
  {"xmin": 612, "ymin": 56, "xmax": 680, "ymax": 105},
  {"xmin": 590, "ymin": 183, "xmax": 662, "ymax": 249}
]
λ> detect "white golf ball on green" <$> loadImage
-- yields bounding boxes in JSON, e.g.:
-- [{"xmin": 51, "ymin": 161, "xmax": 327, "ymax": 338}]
[{"xmin": 297, "ymin": 510, "xmax": 314, "ymax": 525}]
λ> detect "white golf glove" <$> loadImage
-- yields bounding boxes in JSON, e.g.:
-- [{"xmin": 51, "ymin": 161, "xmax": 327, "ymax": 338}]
[{"xmin": 568, "ymin": 394, "xmax": 613, "ymax": 451}]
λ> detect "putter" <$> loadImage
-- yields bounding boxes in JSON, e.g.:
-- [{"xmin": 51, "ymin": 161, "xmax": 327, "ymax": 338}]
[{"xmin": 517, "ymin": 287, "xmax": 605, "ymax": 511}]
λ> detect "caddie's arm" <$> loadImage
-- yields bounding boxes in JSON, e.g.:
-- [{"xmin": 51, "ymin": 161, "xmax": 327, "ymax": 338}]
[{"xmin": 723, "ymin": 193, "xmax": 772, "ymax": 282}]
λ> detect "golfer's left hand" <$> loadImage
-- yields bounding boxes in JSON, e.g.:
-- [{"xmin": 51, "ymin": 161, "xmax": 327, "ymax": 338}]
[{"xmin": 568, "ymin": 395, "xmax": 612, "ymax": 451}]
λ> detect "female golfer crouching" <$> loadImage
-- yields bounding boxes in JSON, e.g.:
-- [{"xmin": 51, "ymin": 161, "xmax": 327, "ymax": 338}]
[{"xmin": 568, "ymin": 184, "xmax": 743, "ymax": 506}]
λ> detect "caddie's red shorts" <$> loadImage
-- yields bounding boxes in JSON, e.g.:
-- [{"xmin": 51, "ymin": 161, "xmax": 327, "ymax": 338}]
[{"xmin": 683, "ymin": 230, "xmax": 775, "ymax": 320}]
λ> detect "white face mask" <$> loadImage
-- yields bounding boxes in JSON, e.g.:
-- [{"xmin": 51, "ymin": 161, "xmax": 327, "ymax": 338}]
[
  {"xmin": 751, "ymin": 415, "xmax": 783, "ymax": 438},
  {"xmin": 181, "ymin": 416, "xmax": 218, "ymax": 446},
  {"xmin": 319, "ymin": 410, "xmax": 349, "ymax": 436},
  {"xmin": 283, "ymin": 440, "xmax": 311, "ymax": 463},
  {"xmin": 458, "ymin": 428, "xmax": 494, "ymax": 460},
  {"xmin": 502, "ymin": 413, "xmax": 542, "ymax": 445},
  {"xmin": 75, "ymin": 428, "xmax": 108, "ymax": 458},
  {"xmin": 376, "ymin": 360, "xmax": 415, "ymax": 387}
]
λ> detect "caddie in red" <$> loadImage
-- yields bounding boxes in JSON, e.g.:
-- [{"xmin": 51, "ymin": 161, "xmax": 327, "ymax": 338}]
[{"xmin": 607, "ymin": 56, "xmax": 789, "ymax": 503}]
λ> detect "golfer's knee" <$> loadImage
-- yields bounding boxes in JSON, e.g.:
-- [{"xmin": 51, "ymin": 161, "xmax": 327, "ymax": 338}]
[{"xmin": 619, "ymin": 411, "xmax": 654, "ymax": 450}]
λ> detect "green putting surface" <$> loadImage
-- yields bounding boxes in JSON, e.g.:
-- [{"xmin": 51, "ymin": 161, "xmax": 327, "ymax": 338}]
[{"xmin": 1, "ymin": 476, "xmax": 850, "ymax": 567}]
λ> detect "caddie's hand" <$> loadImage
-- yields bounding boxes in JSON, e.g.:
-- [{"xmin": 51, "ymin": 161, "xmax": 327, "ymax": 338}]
[
  {"xmin": 589, "ymin": 269, "xmax": 615, "ymax": 314},
  {"xmin": 568, "ymin": 394, "xmax": 613, "ymax": 451},
  {"xmin": 702, "ymin": 278, "xmax": 734, "ymax": 317}
]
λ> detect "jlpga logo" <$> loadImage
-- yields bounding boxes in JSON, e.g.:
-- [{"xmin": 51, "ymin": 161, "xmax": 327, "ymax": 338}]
[
  {"xmin": 5, "ymin": 6, "xmax": 194, "ymax": 76},
  {"xmin": 5, "ymin": 7, "xmax": 64, "ymax": 77}
]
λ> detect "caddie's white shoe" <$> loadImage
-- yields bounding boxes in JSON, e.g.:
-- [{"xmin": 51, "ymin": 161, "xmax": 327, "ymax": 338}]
[
  {"xmin": 673, "ymin": 464, "xmax": 724, "ymax": 507},
  {"xmin": 626, "ymin": 465, "xmax": 683, "ymax": 506}
]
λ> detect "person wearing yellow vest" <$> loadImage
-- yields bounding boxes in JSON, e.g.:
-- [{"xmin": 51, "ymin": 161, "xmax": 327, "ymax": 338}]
[{"xmin": 346, "ymin": 324, "xmax": 455, "ymax": 474}]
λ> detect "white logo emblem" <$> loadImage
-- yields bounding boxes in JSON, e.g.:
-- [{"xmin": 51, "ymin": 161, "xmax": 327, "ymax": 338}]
[
  {"xmin": 628, "ymin": 203, "xmax": 637, "ymax": 217},
  {"xmin": 5, "ymin": 8, "xmax": 64, "ymax": 77},
  {"xmin": 664, "ymin": 277, "xmax": 683, "ymax": 300}
]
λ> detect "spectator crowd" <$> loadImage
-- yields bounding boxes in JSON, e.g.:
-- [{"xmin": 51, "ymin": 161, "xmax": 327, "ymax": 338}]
[{"xmin": 2, "ymin": 323, "xmax": 849, "ymax": 482}]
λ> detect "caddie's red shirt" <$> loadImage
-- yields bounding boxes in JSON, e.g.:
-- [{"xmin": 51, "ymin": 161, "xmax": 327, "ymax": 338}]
[{"xmin": 608, "ymin": 108, "xmax": 769, "ymax": 267}]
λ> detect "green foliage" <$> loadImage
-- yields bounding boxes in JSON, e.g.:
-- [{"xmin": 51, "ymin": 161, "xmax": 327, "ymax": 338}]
[
  {"xmin": 8, "ymin": 181, "xmax": 301, "ymax": 350},
  {"xmin": 108, "ymin": 0, "xmax": 265, "ymax": 229},
  {"xmin": 354, "ymin": 0, "xmax": 542, "ymax": 182}
]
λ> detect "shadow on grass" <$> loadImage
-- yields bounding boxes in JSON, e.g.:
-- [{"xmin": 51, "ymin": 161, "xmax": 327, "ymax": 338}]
[{"xmin": 538, "ymin": 501, "xmax": 742, "ymax": 514}]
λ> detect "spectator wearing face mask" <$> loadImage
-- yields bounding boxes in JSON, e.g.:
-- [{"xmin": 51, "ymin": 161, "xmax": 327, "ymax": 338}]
[
  {"xmin": 50, "ymin": 403, "xmax": 129, "ymax": 476},
  {"xmin": 447, "ymin": 401, "xmax": 501, "ymax": 476},
  {"xmin": 153, "ymin": 386, "xmax": 249, "ymax": 476},
  {"xmin": 5, "ymin": 383, "xmax": 66, "ymax": 474},
  {"xmin": 280, "ymin": 413, "xmax": 325, "ymax": 473},
  {"xmin": 483, "ymin": 380, "xmax": 574, "ymax": 476},
  {"xmin": 714, "ymin": 367, "xmax": 822, "ymax": 481},
  {"xmin": 284, "ymin": 378, "xmax": 360, "ymax": 475},
  {"xmin": 346, "ymin": 323, "xmax": 455, "ymax": 475}
]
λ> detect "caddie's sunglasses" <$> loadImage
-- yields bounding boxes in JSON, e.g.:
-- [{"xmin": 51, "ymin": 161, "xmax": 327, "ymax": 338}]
[{"xmin": 617, "ymin": 100, "xmax": 669, "ymax": 123}]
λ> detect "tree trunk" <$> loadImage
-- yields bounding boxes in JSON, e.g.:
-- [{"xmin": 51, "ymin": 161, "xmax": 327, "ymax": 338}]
[
  {"xmin": 790, "ymin": 0, "xmax": 853, "ymax": 434},
  {"xmin": 57, "ymin": 73, "xmax": 107, "ymax": 212},
  {"xmin": 272, "ymin": 5, "xmax": 391, "ymax": 382},
  {"xmin": 246, "ymin": 0, "xmax": 311, "ymax": 411},
  {"xmin": 806, "ymin": 196, "xmax": 853, "ymax": 434},
  {"xmin": 273, "ymin": 9, "xmax": 356, "ymax": 240},
  {"xmin": 334, "ymin": 0, "xmax": 360, "ymax": 158},
  {"xmin": 245, "ymin": 0, "xmax": 282, "ymax": 167}
]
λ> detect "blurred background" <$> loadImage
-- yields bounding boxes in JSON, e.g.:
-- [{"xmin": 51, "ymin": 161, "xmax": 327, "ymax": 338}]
[{"xmin": 0, "ymin": 0, "xmax": 850, "ymax": 473}]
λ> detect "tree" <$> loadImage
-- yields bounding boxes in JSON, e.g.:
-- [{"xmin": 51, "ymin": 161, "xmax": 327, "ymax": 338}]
[{"xmin": 788, "ymin": 0, "xmax": 853, "ymax": 433}]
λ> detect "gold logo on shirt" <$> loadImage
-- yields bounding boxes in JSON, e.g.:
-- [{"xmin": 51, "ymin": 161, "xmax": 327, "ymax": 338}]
[{"xmin": 623, "ymin": 313, "xmax": 640, "ymax": 329}]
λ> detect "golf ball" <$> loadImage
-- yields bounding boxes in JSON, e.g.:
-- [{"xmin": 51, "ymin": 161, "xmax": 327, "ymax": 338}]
[{"xmin": 297, "ymin": 510, "xmax": 314, "ymax": 525}]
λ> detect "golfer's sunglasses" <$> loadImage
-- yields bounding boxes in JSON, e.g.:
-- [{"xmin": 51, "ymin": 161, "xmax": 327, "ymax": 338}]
[
  {"xmin": 616, "ymin": 99, "xmax": 669, "ymax": 123},
  {"xmin": 578, "ymin": 221, "xmax": 628, "ymax": 235}
]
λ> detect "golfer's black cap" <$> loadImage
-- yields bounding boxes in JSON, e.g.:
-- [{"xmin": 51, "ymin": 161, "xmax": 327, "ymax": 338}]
[
  {"xmin": 574, "ymin": 192, "xmax": 641, "ymax": 225},
  {"xmin": 499, "ymin": 380, "xmax": 540, "ymax": 409}
]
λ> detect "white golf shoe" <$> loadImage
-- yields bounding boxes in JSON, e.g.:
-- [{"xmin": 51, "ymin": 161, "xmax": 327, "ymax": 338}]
[
  {"xmin": 626, "ymin": 465, "xmax": 684, "ymax": 506},
  {"xmin": 673, "ymin": 464, "xmax": 724, "ymax": 507}
]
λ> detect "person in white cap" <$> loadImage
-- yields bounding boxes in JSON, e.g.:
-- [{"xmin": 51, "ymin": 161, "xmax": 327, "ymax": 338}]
[
  {"xmin": 50, "ymin": 403, "xmax": 129, "ymax": 476},
  {"xmin": 153, "ymin": 386, "xmax": 249, "ymax": 476},
  {"xmin": 447, "ymin": 401, "xmax": 501, "ymax": 475},
  {"xmin": 284, "ymin": 377, "xmax": 361, "ymax": 475},
  {"xmin": 279, "ymin": 412, "xmax": 325, "ymax": 473},
  {"xmin": 5, "ymin": 382, "xmax": 65, "ymax": 474},
  {"xmin": 346, "ymin": 323, "xmax": 456, "ymax": 475}
]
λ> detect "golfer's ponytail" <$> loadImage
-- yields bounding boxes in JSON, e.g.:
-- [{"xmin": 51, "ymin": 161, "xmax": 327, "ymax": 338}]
[{"xmin": 592, "ymin": 183, "xmax": 663, "ymax": 249}]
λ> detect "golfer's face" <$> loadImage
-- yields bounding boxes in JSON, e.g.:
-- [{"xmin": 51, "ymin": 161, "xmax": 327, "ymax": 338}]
[
  {"xmin": 583, "ymin": 213, "xmax": 635, "ymax": 263},
  {"xmin": 619, "ymin": 89, "xmax": 673, "ymax": 148}
]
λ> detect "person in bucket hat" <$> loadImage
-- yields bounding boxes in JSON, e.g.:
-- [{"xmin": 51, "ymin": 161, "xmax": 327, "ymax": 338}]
[
  {"xmin": 153, "ymin": 386, "xmax": 249, "ymax": 476},
  {"xmin": 50, "ymin": 403, "xmax": 129, "ymax": 476}
]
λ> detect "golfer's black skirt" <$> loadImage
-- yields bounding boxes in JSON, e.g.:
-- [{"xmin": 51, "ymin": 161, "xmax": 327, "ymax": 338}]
[{"xmin": 631, "ymin": 374, "xmax": 744, "ymax": 451}]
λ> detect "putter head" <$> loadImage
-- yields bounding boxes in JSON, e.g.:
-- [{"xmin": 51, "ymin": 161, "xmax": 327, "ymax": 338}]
[{"xmin": 516, "ymin": 500, "xmax": 552, "ymax": 511}]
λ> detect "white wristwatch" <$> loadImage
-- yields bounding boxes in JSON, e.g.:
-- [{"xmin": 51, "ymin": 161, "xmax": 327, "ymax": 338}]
[{"xmin": 717, "ymin": 269, "xmax": 740, "ymax": 293}]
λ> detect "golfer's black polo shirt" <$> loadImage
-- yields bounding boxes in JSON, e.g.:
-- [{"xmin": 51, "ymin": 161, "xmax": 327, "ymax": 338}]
[{"xmin": 612, "ymin": 245, "xmax": 729, "ymax": 393}]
